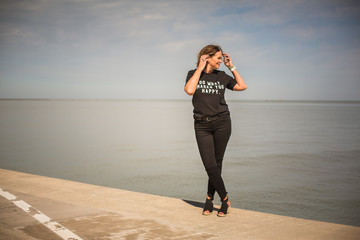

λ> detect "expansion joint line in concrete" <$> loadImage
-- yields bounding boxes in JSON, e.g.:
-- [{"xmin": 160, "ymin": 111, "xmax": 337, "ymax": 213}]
[{"xmin": 0, "ymin": 187, "xmax": 83, "ymax": 240}]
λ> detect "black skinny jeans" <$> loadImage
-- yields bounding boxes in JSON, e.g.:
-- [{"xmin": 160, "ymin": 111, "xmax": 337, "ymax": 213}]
[{"xmin": 194, "ymin": 115, "xmax": 231, "ymax": 200}]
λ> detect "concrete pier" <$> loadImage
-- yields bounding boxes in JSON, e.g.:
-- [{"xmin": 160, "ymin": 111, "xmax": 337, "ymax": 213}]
[{"xmin": 0, "ymin": 168, "xmax": 359, "ymax": 240}]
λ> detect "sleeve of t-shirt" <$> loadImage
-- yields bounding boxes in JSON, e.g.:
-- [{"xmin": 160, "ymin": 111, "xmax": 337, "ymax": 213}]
[
  {"xmin": 185, "ymin": 70, "xmax": 195, "ymax": 84},
  {"xmin": 222, "ymin": 72, "xmax": 237, "ymax": 90}
]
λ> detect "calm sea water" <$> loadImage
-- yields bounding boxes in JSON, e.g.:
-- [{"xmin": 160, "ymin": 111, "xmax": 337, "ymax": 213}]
[{"xmin": 0, "ymin": 100, "xmax": 359, "ymax": 226}]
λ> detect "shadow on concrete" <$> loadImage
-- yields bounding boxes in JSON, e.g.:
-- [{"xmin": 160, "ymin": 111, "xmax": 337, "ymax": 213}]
[{"xmin": 182, "ymin": 199, "xmax": 220, "ymax": 211}]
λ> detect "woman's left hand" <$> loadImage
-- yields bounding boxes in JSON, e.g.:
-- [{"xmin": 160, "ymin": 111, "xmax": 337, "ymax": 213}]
[{"xmin": 223, "ymin": 53, "xmax": 233, "ymax": 68}]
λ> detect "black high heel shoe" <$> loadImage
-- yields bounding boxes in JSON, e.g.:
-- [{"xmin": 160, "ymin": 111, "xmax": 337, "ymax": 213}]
[
  {"xmin": 217, "ymin": 196, "xmax": 230, "ymax": 217},
  {"xmin": 202, "ymin": 195, "xmax": 214, "ymax": 215}
]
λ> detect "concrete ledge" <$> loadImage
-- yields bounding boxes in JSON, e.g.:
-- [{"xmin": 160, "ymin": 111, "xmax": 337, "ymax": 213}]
[{"xmin": 0, "ymin": 168, "xmax": 359, "ymax": 240}]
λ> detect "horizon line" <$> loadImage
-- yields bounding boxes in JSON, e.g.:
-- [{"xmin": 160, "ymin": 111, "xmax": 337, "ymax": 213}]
[{"xmin": 1, "ymin": 98, "xmax": 360, "ymax": 104}]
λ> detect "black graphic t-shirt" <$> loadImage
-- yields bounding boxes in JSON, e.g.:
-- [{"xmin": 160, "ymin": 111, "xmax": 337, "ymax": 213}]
[{"xmin": 186, "ymin": 69, "xmax": 237, "ymax": 119}]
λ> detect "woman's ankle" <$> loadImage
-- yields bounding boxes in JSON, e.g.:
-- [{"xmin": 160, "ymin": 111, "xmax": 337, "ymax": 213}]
[{"xmin": 206, "ymin": 194, "xmax": 214, "ymax": 200}]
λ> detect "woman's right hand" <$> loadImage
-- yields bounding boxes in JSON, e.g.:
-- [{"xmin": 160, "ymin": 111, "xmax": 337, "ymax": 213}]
[{"xmin": 198, "ymin": 55, "xmax": 209, "ymax": 71}]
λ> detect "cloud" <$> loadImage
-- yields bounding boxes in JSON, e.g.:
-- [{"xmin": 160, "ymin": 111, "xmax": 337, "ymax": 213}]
[
  {"xmin": 0, "ymin": 0, "xmax": 359, "ymax": 100},
  {"xmin": 143, "ymin": 14, "xmax": 169, "ymax": 20}
]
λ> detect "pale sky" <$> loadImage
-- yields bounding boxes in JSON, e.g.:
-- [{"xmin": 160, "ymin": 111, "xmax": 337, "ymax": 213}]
[{"xmin": 1, "ymin": 0, "xmax": 359, "ymax": 101}]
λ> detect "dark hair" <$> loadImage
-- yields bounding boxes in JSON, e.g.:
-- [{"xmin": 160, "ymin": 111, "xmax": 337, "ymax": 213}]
[{"xmin": 197, "ymin": 44, "xmax": 222, "ymax": 66}]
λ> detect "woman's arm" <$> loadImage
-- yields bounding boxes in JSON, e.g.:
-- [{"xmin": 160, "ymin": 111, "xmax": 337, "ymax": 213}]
[
  {"xmin": 223, "ymin": 53, "xmax": 247, "ymax": 91},
  {"xmin": 184, "ymin": 68, "xmax": 202, "ymax": 95},
  {"xmin": 184, "ymin": 55, "xmax": 209, "ymax": 95},
  {"xmin": 231, "ymin": 69, "xmax": 247, "ymax": 91}
]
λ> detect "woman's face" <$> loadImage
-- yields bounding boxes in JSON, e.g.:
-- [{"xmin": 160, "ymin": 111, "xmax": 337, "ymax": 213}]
[{"xmin": 208, "ymin": 51, "xmax": 223, "ymax": 70}]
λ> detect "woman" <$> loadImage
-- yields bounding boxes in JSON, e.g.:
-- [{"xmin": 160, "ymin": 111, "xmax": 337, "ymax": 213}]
[{"xmin": 184, "ymin": 44, "xmax": 247, "ymax": 217}]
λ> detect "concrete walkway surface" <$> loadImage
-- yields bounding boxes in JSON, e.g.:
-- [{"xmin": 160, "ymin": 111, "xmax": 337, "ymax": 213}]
[{"xmin": 0, "ymin": 168, "xmax": 359, "ymax": 240}]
